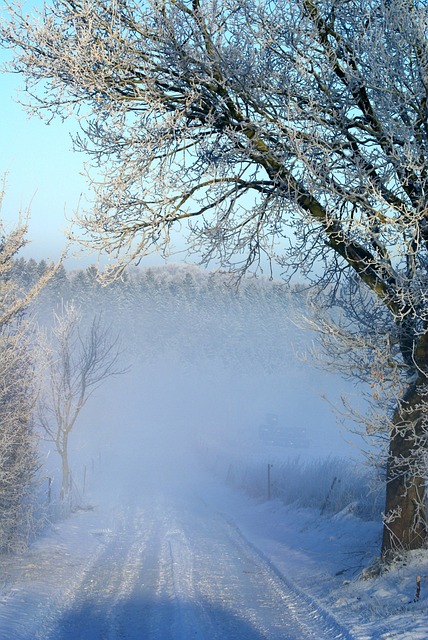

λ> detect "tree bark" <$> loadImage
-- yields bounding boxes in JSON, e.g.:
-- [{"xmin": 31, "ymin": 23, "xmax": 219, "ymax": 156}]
[{"xmin": 382, "ymin": 380, "xmax": 427, "ymax": 559}]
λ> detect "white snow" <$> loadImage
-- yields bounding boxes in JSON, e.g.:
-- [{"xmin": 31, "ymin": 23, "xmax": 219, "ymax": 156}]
[{"xmin": 0, "ymin": 455, "xmax": 426, "ymax": 640}]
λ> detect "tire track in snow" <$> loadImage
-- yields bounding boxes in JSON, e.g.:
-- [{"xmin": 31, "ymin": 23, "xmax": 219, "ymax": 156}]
[
  {"xmin": 145, "ymin": 495, "xmax": 355, "ymax": 640},
  {"xmin": 218, "ymin": 515, "xmax": 356, "ymax": 640},
  {"xmin": 160, "ymin": 522, "xmax": 219, "ymax": 639},
  {"xmin": 0, "ymin": 514, "xmax": 113, "ymax": 640},
  {"xmin": 23, "ymin": 504, "xmax": 154, "ymax": 640},
  {"xmin": 1, "ymin": 494, "xmax": 357, "ymax": 640}
]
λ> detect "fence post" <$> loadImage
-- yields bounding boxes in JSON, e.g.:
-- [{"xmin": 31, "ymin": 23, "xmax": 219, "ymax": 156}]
[{"xmin": 267, "ymin": 463, "xmax": 273, "ymax": 500}]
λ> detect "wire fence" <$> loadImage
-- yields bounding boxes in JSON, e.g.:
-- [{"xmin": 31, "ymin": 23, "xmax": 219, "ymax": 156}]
[{"xmin": 216, "ymin": 455, "xmax": 386, "ymax": 522}]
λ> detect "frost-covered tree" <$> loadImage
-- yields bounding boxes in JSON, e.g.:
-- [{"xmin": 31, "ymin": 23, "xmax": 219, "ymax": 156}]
[
  {"xmin": 0, "ymin": 184, "xmax": 57, "ymax": 549},
  {"xmin": 37, "ymin": 303, "xmax": 126, "ymax": 498},
  {"xmin": 3, "ymin": 0, "xmax": 428, "ymax": 558},
  {"xmin": 0, "ymin": 326, "xmax": 38, "ymax": 550}
]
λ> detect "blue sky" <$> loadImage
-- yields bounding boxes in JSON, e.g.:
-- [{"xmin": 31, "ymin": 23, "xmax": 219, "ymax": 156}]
[
  {"xmin": 0, "ymin": 0, "xmax": 173, "ymax": 269},
  {"xmin": 0, "ymin": 48, "xmax": 90, "ymax": 265},
  {"xmin": 0, "ymin": 47, "xmax": 187, "ymax": 271}
]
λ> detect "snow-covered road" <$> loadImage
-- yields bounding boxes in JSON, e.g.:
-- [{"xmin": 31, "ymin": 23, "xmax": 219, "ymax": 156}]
[{"xmin": 0, "ymin": 488, "xmax": 355, "ymax": 640}]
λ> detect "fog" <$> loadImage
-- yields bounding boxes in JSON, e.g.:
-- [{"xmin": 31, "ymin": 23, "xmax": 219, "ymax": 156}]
[
  {"xmin": 0, "ymin": 261, "xmax": 415, "ymax": 640},
  {"xmin": 0, "ymin": 260, "xmax": 382, "ymax": 640},
  {"xmin": 30, "ymin": 262, "xmax": 364, "ymax": 508}
]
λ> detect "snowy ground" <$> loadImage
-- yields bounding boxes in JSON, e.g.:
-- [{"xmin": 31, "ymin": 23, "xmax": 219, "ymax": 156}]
[{"xmin": 0, "ymin": 463, "xmax": 426, "ymax": 640}]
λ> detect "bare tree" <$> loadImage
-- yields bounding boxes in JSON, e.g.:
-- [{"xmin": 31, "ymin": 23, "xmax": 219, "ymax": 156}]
[
  {"xmin": 3, "ymin": 0, "xmax": 428, "ymax": 558},
  {"xmin": 37, "ymin": 303, "xmax": 126, "ymax": 499}
]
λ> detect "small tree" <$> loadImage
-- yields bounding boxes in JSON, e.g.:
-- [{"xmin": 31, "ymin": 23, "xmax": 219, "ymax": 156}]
[{"xmin": 37, "ymin": 303, "xmax": 126, "ymax": 499}]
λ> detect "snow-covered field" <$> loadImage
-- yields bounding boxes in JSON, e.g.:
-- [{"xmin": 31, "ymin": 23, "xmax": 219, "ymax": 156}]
[{"xmin": 0, "ymin": 458, "xmax": 426, "ymax": 640}]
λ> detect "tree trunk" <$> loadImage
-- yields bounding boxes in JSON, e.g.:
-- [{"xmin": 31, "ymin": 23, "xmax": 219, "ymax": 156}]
[
  {"xmin": 381, "ymin": 380, "xmax": 427, "ymax": 560},
  {"xmin": 60, "ymin": 442, "xmax": 70, "ymax": 500}
]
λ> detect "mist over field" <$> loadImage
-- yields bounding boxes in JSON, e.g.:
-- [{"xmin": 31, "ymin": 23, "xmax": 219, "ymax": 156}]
[{"xmin": 19, "ymin": 260, "xmax": 362, "ymax": 507}]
